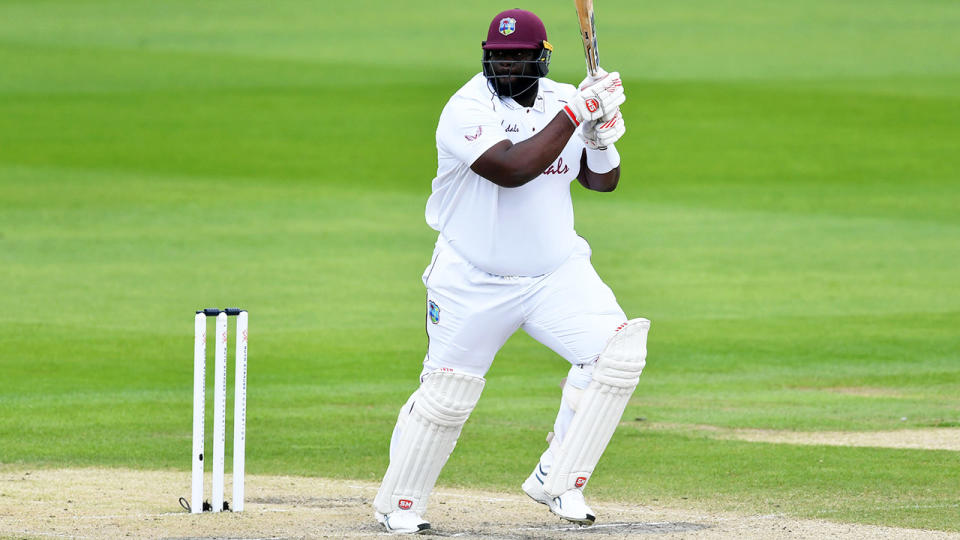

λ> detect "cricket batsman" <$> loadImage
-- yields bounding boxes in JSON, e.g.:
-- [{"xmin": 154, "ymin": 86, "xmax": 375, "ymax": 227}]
[{"xmin": 373, "ymin": 8, "xmax": 650, "ymax": 534}]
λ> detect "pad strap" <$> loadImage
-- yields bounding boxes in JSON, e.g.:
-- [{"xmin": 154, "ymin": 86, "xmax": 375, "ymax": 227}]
[{"xmin": 374, "ymin": 371, "xmax": 485, "ymax": 515}]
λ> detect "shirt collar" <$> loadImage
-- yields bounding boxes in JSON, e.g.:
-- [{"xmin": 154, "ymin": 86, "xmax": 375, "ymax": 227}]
[{"xmin": 491, "ymin": 81, "xmax": 547, "ymax": 113}]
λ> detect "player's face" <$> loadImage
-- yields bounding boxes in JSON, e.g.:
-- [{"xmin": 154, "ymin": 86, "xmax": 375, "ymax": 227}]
[
  {"xmin": 488, "ymin": 49, "xmax": 540, "ymax": 80},
  {"xmin": 485, "ymin": 48, "xmax": 541, "ymax": 97}
]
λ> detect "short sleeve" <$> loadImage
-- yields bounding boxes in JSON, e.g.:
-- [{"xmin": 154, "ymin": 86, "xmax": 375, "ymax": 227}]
[{"xmin": 437, "ymin": 95, "xmax": 510, "ymax": 167}]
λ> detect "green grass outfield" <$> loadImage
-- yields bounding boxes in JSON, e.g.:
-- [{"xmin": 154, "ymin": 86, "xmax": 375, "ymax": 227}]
[{"xmin": 2, "ymin": 0, "xmax": 959, "ymax": 532}]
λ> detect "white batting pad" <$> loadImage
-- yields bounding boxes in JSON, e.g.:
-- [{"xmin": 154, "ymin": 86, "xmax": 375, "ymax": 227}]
[
  {"xmin": 541, "ymin": 318, "xmax": 649, "ymax": 496},
  {"xmin": 374, "ymin": 370, "xmax": 485, "ymax": 516}
]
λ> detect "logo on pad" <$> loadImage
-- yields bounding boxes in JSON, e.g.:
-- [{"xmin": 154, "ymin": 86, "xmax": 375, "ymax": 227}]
[
  {"xmin": 398, "ymin": 499, "xmax": 413, "ymax": 510},
  {"xmin": 428, "ymin": 300, "xmax": 440, "ymax": 324},
  {"xmin": 499, "ymin": 17, "xmax": 516, "ymax": 36},
  {"xmin": 575, "ymin": 476, "xmax": 587, "ymax": 488}
]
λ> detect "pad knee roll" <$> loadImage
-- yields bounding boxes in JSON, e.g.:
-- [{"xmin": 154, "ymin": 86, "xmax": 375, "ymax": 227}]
[
  {"xmin": 542, "ymin": 318, "xmax": 649, "ymax": 496},
  {"xmin": 374, "ymin": 370, "xmax": 485, "ymax": 516}
]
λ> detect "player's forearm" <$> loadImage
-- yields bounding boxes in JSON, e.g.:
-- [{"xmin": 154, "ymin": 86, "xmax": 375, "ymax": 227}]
[
  {"xmin": 470, "ymin": 112, "xmax": 576, "ymax": 188},
  {"xmin": 577, "ymin": 147, "xmax": 621, "ymax": 192}
]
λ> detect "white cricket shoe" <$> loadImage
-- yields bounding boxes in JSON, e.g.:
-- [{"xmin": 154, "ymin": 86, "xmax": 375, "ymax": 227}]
[
  {"xmin": 375, "ymin": 509, "xmax": 431, "ymax": 534},
  {"xmin": 522, "ymin": 465, "xmax": 596, "ymax": 525}
]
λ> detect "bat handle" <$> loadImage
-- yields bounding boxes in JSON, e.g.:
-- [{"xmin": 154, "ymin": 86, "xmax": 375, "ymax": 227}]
[{"xmin": 585, "ymin": 67, "xmax": 603, "ymax": 84}]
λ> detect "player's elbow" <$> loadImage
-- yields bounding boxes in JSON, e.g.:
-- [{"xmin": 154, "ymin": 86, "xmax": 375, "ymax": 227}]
[
  {"xmin": 589, "ymin": 169, "xmax": 620, "ymax": 192},
  {"xmin": 594, "ymin": 178, "xmax": 619, "ymax": 192},
  {"xmin": 492, "ymin": 171, "xmax": 538, "ymax": 188}
]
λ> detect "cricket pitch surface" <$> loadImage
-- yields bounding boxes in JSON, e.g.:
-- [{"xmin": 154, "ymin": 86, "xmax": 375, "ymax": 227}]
[{"xmin": 0, "ymin": 467, "xmax": 956, "ymax": 539}]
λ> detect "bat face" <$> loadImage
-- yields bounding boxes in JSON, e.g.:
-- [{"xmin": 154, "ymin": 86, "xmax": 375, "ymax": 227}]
[{"xmin": 575, "ymin": 0, "xmax": 599, "ymax": 77}]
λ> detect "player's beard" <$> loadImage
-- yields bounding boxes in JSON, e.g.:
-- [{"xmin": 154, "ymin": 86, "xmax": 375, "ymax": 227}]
[{"xmin": 491, "ymin": 75, "xmax": 539, "ymax": 100}]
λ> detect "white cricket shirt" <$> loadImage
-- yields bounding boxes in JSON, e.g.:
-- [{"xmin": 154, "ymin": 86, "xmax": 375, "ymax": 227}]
[{"xmin": 426, "ymin": 73, "xmax": 585, "ymax": 277}]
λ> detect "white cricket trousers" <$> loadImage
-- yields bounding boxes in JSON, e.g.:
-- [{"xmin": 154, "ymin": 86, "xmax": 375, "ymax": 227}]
[{"xmin": 418, "ymin": 234, "xmax": 627, "ymax": 461}]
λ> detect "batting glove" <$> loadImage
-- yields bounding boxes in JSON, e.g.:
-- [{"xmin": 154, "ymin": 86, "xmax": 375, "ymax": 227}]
[
  {"xmin": 580, "ymin": 120, "xmax": 602, "ymax": 150},
  {"xmin": 595, "ymin": 109, "xmax": 626, "ymax": 147},
  {"xmin": 580, "ymin": 109, "xmax": 626, "ymax": 150},
  {"xmin": 564, "ymin": 71, "xmax": 625, "ymax": 126},
  {"xmin": 577, "ymin": 68, "xmax": 614, "ymax": 150}
]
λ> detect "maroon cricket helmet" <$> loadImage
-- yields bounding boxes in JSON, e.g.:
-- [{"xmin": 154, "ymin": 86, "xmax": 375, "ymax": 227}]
[{"xmin": 482, "ymin": 9, "xmax": 550, "ymax": 50}]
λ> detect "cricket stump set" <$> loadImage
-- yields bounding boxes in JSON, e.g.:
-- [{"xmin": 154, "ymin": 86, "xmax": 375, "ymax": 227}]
[{"xmin": 190, "ymin": 307, "xmax": 248, "ymax": 513}]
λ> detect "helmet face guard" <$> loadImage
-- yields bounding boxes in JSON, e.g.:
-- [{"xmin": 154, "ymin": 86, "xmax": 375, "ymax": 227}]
[{"xmin": 481, "ymin": 42, "xmax": 552, "ymax": 98}]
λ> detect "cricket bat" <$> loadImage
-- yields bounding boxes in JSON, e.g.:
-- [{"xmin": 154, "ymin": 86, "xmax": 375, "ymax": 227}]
[{"xmin": 574, "ymin": 0, "xmax": 600, "ymax": 78}]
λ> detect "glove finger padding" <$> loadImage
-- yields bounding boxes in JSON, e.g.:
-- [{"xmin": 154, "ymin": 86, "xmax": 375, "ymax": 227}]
[
  {"xmin": 595, "ymin": 111, "xmax": 625, "ymax": 147},
  {"xmin": 565, "ymin": 71, "xmax": 626, "ymax": 125},
  {"xmin": 578, "ymin": 121, "xmax": 602, "ymax": 150}
]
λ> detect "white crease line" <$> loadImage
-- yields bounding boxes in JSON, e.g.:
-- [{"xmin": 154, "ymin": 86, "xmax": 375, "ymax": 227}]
[
  {"xmin": 514, "ymin": 521, "xmax": 707, "ymax": 532},
  {"xmin": 2, "ymin": 530, "xmax": 96, "ymax": 539},
  {"xmin": 712, "ymin": 513, "xmax": 785, "ymax": 522},
  {"xmin": 70, "ymin": 511, "xmax": 188, "ymax": 520},
  {"xmin": 433, "ymin": 494, "xmax": 518, "ymax": 503},
  {"xmin": 70, "ymin": 509, "xmax": 261, "ymax": 520}
]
